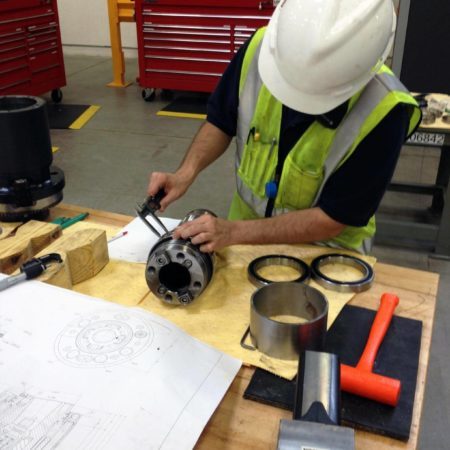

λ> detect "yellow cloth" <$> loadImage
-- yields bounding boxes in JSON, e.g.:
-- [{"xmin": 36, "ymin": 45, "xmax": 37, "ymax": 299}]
[
  {"xmin": 139, "ymin": 244, "xmax": 376, "ymax": 379},
  {"xmin": 61, "ymin": 222, "xmax": 376, "ymax": 379}
]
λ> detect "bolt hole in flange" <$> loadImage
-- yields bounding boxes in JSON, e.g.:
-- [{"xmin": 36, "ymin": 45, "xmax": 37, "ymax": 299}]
[{"xmin": 159, "ymin": 263, "xmax": 191, "ymax": 292}]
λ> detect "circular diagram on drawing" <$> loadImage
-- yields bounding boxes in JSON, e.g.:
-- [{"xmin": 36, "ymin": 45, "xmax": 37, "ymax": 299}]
[{"xmin": 55, "ymin": 311, "xmax": 153, "ymax": 368}]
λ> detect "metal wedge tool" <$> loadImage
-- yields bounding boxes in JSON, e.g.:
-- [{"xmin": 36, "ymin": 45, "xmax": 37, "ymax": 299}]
[
  {"xmin": 277, "ymin": 351, "xmax": 355, "ymax": 450},
  {"xmin": 0, "ymin": 253, "xmax": 63, "ymax": 292}
]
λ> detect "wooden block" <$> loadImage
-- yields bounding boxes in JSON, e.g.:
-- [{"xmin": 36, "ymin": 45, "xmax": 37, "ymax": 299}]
[
  {"xmin": 0, "ymin": 220, "xmax": 62, "ymax": 274},
  {"xmin": 36, "ymin": 228, "xmax": 109, "ymax": 289}
]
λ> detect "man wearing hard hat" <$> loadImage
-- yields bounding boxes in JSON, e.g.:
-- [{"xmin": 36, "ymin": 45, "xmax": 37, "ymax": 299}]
[{"xmin": 148, "ymin": 0, "xmax": 421, "ymax": 254}]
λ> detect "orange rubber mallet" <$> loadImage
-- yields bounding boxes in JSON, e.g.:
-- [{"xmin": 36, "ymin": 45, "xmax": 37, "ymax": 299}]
[{"xmin": 341, "ymin": 293, "xmax": 402, "ymax": 407}]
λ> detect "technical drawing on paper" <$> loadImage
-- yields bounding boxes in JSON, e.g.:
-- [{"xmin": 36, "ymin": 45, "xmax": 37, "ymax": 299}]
[
  {"xmin": 54, "ymin": 310, "xmax": 156, "ymax": 368},
  {"xmin": 0, "ymin": 385, "xmax": 123, "ymax": 450}
]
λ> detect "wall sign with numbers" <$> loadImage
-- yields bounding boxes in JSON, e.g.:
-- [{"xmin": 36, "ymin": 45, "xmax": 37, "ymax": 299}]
[{"xmin": 407, "ymin": 132, "xmax": 446, "ymax": 147}]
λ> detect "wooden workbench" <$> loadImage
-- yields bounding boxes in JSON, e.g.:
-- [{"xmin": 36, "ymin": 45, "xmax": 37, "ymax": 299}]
[{"xmin": 49, "ymin": 204, "xmax": 439, "ymax": 450}]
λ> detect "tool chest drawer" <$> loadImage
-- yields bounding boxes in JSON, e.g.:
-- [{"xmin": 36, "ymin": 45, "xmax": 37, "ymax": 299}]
[
  {"xmin": 0, "ymin": 0, "xmax": 44, "ymax": 14},
  {"xmin": 136, "ymin": 0, "xmax": 275, "ymax": 94},
  {"xmin": 0, "ymin": 0, "xmax": 65, "ymax": 100}
]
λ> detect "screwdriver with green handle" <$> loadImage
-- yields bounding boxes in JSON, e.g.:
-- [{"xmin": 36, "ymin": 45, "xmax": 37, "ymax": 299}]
[
  {"xmin": 51, "ymin": 213, "xmax": 89, "ymax": 230},
  {"xmin": 0, "ymin": 253, "xmax": 62, "ymax": 292}
]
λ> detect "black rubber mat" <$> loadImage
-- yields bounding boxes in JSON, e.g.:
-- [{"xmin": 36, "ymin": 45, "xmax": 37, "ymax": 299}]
[
  {"xmin": 157, "ymin": 94, "xmax": 208, "ymax": 118},
  {"xmin": 46, "ymin": 104, "xmax": 91, "ymax": 129},
  {"xmin": 244, "ymin": 304, "xmax": 422, "ymax": 441}
]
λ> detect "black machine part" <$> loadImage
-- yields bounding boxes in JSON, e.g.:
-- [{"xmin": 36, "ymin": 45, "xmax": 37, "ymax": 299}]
[
  {"xmin": 0, "ymin": 96, "xmax": 65, "ymax": 222},
  {"xmin": 277, "ymin": 351, "xmax": 355, "ymax": 450}
]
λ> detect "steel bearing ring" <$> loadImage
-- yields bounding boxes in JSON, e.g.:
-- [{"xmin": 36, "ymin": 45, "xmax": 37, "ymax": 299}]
[
  {"xmin": 310, "ymin": 253, "xmax": 374, "ymax": 293},
  {"xmin": 248, "ymin": 255, "xmax": 310, "ymax": 287}
]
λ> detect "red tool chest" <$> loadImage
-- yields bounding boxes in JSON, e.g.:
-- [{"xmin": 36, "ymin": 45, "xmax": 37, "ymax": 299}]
[
  {"xmin": 0, "ymin": 0, "xmax": 66, "ymax": 102},
  {"xmin": 135, "ymin": 0, "xmax": 275, "ymax": 99}
]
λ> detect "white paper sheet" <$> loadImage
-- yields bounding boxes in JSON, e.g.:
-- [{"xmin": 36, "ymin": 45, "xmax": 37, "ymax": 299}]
[
  {"xmin": 108, "ymin": 216, "xmax": 180, "ymax": 263},
  {"xmin": 0, "ymin": 276, "xmax": 241, "ymax": 449}
]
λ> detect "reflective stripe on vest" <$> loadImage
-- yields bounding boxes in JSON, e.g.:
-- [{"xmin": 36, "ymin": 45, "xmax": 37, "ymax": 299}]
[{"xmin": 312, "ymin": 71, "xmax": 415, "ymax": 206}]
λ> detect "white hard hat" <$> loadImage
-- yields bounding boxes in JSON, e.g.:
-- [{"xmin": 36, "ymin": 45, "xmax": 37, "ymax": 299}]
[{"xmin": 258, "ymin": 0, "xmax": 397, "ymax": 115}]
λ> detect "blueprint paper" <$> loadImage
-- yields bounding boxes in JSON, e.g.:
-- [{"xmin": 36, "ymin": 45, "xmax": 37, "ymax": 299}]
[
  {"xmin": 108, "ymin": 216, "xmax": 180, "ymax": 263},
  {"xmin": 0, "ymin": 277, "xmax": 241, "ymax": 449}
]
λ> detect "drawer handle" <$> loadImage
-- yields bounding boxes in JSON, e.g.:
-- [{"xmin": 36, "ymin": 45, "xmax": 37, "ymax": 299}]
[
  {"xmin": 146, "ymin": 68, "xmax": 221, "ymax": 77},
  {"xmin": 144, "ymin": 45, "xmax": 229, "ymax": 54},
  {"xmin": 145, "ymin": 37, "xmax": 230, "ymax": 45},
  {"xmin": 143, "ymin": 23, "xmax": 231, "ymax": 31},
  {"xmin": 0, "ymin": 12, "xmax": 52, "ymax": 25},
  {"xmin": 0, "ymin": 64, "xmax": 27, "ymax": 76},
  {"xmin": 0, "ymin": 44, "xmax": 26, "ymax": 53},
  {"xmin": 143, "ymin": 12, "xmax": 272, "ymax": 20},
  {"xmin": 32, "ymin": 63, "xmax": 59, "ymax": 74},
  {"xmin": 144, "ymin": 30, "xmax": 230, "ymax": 38},
  {"xmin": 0, "ymin": 79, "xmax": 30, "ymax": 91},
  {"xmin": 146, "ymin": 55, "xmax": 230, "ymax": 64}
]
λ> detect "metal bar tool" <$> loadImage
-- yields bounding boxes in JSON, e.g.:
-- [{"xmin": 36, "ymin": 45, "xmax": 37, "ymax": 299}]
[{"xmin": 0, "ymin": 253, "xmax": 63, "ymax": 292}]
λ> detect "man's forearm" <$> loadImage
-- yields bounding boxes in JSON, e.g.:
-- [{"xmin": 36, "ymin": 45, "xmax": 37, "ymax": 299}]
[
  {"xmin": 177, "ymin": 121, "xmax": 232, "ymax": 182},
  {"xmin": 175, "ymin": 207, "xmax": 347, "ymax": 252},
  {"xmin": 230, "ymin": 207, "xmax": 346, "ymax": 246}
]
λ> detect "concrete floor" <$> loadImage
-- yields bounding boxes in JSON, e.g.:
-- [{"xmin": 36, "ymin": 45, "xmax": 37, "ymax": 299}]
[{"xmin": 50, "ymin": 54, "xmax": 449, "ymax": 449}]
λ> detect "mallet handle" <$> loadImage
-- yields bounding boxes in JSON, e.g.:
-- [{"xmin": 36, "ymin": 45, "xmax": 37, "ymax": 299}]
[{"xmin": 356, "ymin": 293, "xmax": 399, "ymax": 372}]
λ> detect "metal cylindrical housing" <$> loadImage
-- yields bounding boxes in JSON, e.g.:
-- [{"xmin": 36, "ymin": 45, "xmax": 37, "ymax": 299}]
[
  {"xmin": 145, "ymin": 209, "xmax": 215, "ymax": 306},
  {"xmin": 250, "ymin": 282, "xmax": 328, "ymax": 360},
  {"xmin": 0, "ymin": 96, "xmax": 52, "ymax": 185}
]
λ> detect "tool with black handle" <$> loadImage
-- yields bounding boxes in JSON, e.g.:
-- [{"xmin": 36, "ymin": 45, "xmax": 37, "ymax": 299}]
[
  {"xmin": 136, "ymin": 189, "xmax": 169, "ymax": 237},
  {"xmin": 277, "ymin": 351, "xmax": 355, "ymax": 450},
  {"xmin": 0, "ymin": 253, "xmax": 63, "ymax": 292}
]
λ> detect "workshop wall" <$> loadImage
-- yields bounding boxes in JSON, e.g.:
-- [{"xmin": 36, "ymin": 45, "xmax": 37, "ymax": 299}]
[{"xmin": 58, "ymin": 0, "xmax": 137, "ymax": 56}]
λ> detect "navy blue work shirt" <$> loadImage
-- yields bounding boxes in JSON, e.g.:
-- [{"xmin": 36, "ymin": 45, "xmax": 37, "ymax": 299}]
[{"xmin": 206, "ymin": 40, "xmax": 410, "ymax": 227}]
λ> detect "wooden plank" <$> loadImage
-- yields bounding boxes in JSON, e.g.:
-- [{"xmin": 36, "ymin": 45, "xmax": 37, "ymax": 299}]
[
  {"xmin": 0, "ymin": 220, "xmax": 62, "ymax": 274},
  {"xmin": 36, "ymin": 228, "xmax": 109, "ymax": 289}
]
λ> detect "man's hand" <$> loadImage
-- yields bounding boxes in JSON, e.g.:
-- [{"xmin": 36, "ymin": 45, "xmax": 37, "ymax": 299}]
[
  {"xmin": 173, "ymin": 207, "xmax": 345, "ymax": 252},
  {"xmin": 147, "ymin": 171, "xmax": 192, "ymax": 212},
  {"xmin": 147, "ymin": 122, "xmax": 233, "ymax": 212},
  {"xmin": 173, "ymin": 215, "xmax": 236, "ymax": 253}
]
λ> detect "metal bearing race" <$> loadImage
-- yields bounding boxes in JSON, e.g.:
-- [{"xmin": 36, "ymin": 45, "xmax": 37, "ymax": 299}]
[
  {"xmin": 248, "ymin": 255, "xmax": 310, "ymax": 287},
  {"xmin": 310, "ymin": 253, "xmax": 374, "ymax": 293}
]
